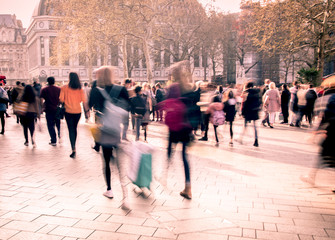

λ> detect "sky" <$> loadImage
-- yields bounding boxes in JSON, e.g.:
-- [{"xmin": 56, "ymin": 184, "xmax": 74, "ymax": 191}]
[{"xmin": 0, "ymin": 0, "xmax": 242, "ymax": 29}]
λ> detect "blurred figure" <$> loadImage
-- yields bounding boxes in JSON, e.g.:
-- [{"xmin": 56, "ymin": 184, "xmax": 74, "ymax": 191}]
[
  {"xmin": 0, "ymin": 82, "xmax": 9, "ymax": 134},
  {"xmin": 161, "ymin": 60, "xmax": 194, "ymax": 199},
  {"xmin": 305, "ymin": 84, "xmax": 318, "ymax": 127},
  {"xmin": 263, "ymin": 82, "xmax": 280, "ymax": 128},
  {"xmin": 261, "ymin": 79, "xmax": 271, "ymax": 127},
  {"xmin": 11, "ymin": 81, "xmax": 24, "ymax": 124},
  {"xmin": 206, "ymin": 95, "xmax": 224, "ymax": 146},
  {"xmin": 280, "ymin": 84, "xmax": 290, "ymax": 124},
  {"xmin": 131, "ymin": 86, "xmax": 147, "ymax": 141},
  {"xmin": 151, "ymin": 85, "xmax": 157, "ymax": 121},
  {"xmin": 59, "ymin": 72, "xmax": 89, "ymax": 158},
  {"xmin": 40, "ymin": 77, "xmax": 61, "ymax": 146},
  {"xmin": 301, "ymin": 87, "xmax": 335, "ymax": 193},
  {"xmin": 155, "ymin": 83, "xmax": 165, "ymax": 121},
  {"xmin": 289, "ymin": 81, "xmax": 300, "ymax": 126},
  {"xmin": 223, "ymin": 90, "xmax": 237, "ymax": 146},
  {"xmin": 20, "ymin": 85, "xmax": 40, "ymax": 147},
  {"xmin": 296, "ymin": 84, "xmax": 308, "ymax": 127},
  {"xmin": 122, "ymin": 79, "xmax": 133, "ymax": 141},
  {"xmin": 89, "ymin": 66, "xmax": 131, "ymax": 209},
  {"xmin": 238, "ymin": 81, "xmax": 261, "ymax": 147}
]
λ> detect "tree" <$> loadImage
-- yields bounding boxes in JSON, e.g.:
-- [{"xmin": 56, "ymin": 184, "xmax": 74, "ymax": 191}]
[{"xmin": 245, "ymin": 0, "xmax": 335, "ymax": 85}]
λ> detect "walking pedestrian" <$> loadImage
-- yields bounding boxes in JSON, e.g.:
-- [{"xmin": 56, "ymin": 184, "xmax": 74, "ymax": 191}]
[
  {"xmin": 261, "ymin": 79, "xmax": 271, "ymax": 127},
  {"xmin": 11, "ymin": 81, "xmax": 24, "ymax": 124},
  {"xmin": 263, "ymin": 82, "xmax": 280, "ymax": 128},
  {"xmin": 131, "ymin": 86, "xmax": 147, "ymax": 141},
  {"xmin": 223, "ymin": 89, "xmax": 237, "ymax": 146},
  {"xmin": 59, "ymin": 72, "xmax": 89, "ymax": 158},
  {"xmin": 206, "ymin": 95, "xmax": 224, "ymax": 146},
  {"xmin": 238, "ymin": 81, "xmax": 261, "ymax": 147},
  {"xmin": 162, "ymin": 60, "xmax": 194, "ymax": 199},
  {"xmin": 0, "ymin": 83, "xmax": 9, "ymax": 134},
  {"xmin": 20, "ymin": 85, "xmax": 40, "ymax": 147},
  {"xmin": 40, "ymin": 77, "xmax": 61, "ymax": 146},
  {"xmin": 88, "ymin": 66, "xmax": 131, "ymax": 210},
  {"xmin": 280, "ymin": 84, "xmax": 290, "ymax": 124},
  {"xmin": 289, "ymin": 81, "xmax": 300, "ymax": 126},
  {"xmin": 305, "ymin": 84, "xmax": 318, "ymax": 127}
]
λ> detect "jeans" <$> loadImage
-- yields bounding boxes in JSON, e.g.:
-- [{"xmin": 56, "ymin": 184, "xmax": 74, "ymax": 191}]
[
  {"xmin": 167, "ymin": 140, "xmax": 190, "ymax": 183},
  {"xmin": 65, "ymin": 112, "xmax": 81, "ymax": 151},
  {"xmin": 122, "ymin": 113, "xmax": 129, "ymax": 140},
  {"xmin": 46, "ymin": 112, "xmax": 61, "ymax": 143},
  {"xmin": 135, "ymin": 116, "xmax": 142, "ymax": 141}
]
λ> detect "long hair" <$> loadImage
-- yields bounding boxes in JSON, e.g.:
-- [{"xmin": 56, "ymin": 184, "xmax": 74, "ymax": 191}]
[
  {"xmin": 22, "ymin": 85, "xmax": 36, "ymax": 103},
  {"xmin": 68, "ymin": 72, "xmax": 81, "ymax": 89},
  {"xmin": 96, "ymin": 66, "xmax": 115, "ymax": 88},
  {"xmin": 168, "ymin": 60, "xmax": 193, "ymax": 94}
]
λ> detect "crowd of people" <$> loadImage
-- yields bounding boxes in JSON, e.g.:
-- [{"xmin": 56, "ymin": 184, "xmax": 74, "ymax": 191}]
[{"xmin": 1, "ymin": 61, "xmax": 335, "ymax": 208}]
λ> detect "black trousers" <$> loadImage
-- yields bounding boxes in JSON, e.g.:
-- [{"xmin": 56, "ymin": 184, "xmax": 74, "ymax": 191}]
[{"xmin": 65, "ymin": 112, "xmax": 81, "ymax": 151}]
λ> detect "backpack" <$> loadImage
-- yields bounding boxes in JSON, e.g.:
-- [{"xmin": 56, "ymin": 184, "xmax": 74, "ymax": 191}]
[
  {"xmin": 212, "ymin": 110, "xmax": 225, "ymax": 125},
  {"xmin": 164, "ymin": 98, "xmax": 187, "ymax": 132},
  {"xmin": 97, "ymin": 87, "xmax": 128, "ymax": 137}
]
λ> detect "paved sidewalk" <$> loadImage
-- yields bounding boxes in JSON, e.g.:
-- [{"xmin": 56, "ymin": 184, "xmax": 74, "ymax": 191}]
[{"xmin": 0, "ymin": 114, "xmax": 335, "ymax": 240}]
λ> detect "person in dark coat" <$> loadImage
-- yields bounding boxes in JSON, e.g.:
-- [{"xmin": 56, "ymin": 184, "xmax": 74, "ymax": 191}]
[
  {"xmin": 301, "ymin": 87, "xmax": 335, "ymax": 193},
  {"xmin": 280, "ymin": 84, "xmax": 291, "ymax": 124},
  {"xmin": 305, "ymin": 84, "xmax": 318, "ymax": 126},
  {"xmin": 223, "ymin": 89, "xmax": 237, "ymax": 146},
  {"xmin": 238, "ymin": 81, "xmax": 261, "ymax": 147}
]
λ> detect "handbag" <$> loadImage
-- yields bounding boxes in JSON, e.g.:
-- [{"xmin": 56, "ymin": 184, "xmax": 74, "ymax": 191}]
[
  {"xmin": 13, "ymin": 101, "xmax": 29, "ymax": 116},
  {"xmin": 55, "ymin": 103, "xmax": 65, "ymax": 120}
]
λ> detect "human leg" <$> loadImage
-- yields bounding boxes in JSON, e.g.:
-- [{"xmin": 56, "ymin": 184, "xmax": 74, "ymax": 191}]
[
  {"xmin": 0, "ymin": 111, "xmax": 5, "ymax": 134},
  {"xmin": 46, "ymin": 112, "xmax": 57, "ymax": 143},
  {"xmin": 135, "ymin": 117, "xmax": 141, "ymax": 141},
  {"xmin": 122, "ymin": 113, "xmax": 129, "ymax": 140},
  {"xmin": 65, "ymin": 113, "xmax": 81, "ymax": 156},
  {"xmin": 253, "ymin": 120, "xmax": 258, "ymax": 147},
  {"xmin": 180, "ymin": 141, "xmax": 191, "ymax": 199},
  {"xmin": 199, "ymin": 113, "xmax": 210, "ymax": 141},
  {"xmin": 213, "ymin": 125, "xmax": 219, "ymax": 145}
]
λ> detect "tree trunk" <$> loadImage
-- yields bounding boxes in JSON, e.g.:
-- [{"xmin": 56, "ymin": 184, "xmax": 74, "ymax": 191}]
[
  {"xmin": 142, "ymin": 38, "xmax": 153, "ymax": 84},
  {"xmin": 122, "ymin": 36, "xmax": 129, "ymax": 79},
  {"xmin": 212, "ymin": 57, "xmax": 216, "ymax": 83}
]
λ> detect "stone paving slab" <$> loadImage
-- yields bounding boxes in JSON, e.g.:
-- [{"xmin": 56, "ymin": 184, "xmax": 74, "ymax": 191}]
[{"xmin": 0, "ymin": 113, "xmax": 335, "ymax": 239}]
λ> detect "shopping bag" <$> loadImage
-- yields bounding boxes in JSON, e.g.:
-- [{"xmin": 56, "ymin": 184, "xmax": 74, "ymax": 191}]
[
  {"xmin": 90, "ymin": 124, "xmax": 101, "ymax": 142},
  {"xmin": 133, "ymin": 154, "xmax": 152, "ymax": 189},
  {"xmin": 128, "ymin": 141, "xmax": 154, "ymax": 189},
  {"xmin": 55, "ymin": 103, "xmax": 65, "ymax": 120}
]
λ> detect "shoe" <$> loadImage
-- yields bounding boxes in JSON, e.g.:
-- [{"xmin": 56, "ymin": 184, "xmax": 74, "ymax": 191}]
[
  {"xmin": 300, "ymin": 175, "xmax": 315, "ymax": 185},
  {"xmin": 32, "ymin": 141, "xmax": 36, "ymax": 148},
  {"xmin": 49, "ymin": 142, "xmax": 57, "ymax": 146},
  {"xmin": 262, "ymin": 122, "xmax": 267, "ymax": 127},
  {"xmin": 121, "ymin": 198, "xmax": 130, "ymax": 210},
  {"xmin": 332, "ymin": 189, "xmax": 335, "ymax": 194},
  {"xmin": 280, "ymin": 121, "xmax": 288, "ymax": 124},
  {"xmin": 103, "ymin": 190, "xmax": 114, "ymax": 199},
  {"xmin": 229, "ymin": 141, "xmax": 233, "ymax": 147},
  {"xmin": 70, "ymin": 152, "xmax": 76, "ymax": 158},
  {"xmin": 215, "ymin": 142, "xmax": 219, "ymax": 147},
  {"xmin": 0, "ymin": 130, "xmax": 4, "ymax": 135},
  {"xmin": 92, "ymin": 145, "xmax": 100, "ymax": 152},
  {"xmin": 198, "ymin": 137, "xmax": 208, "ymax": 141},
  {"xmin": 180, "ymin": 184, "xmax": 192, "ymax": 199},
  {"xmin": 5, "ymin": 114, "xmax": 10, "ymax": 118},
  {"xmin": 289, "ymin": 123, "xmax": 294, "ymax": 127},
  {"xmin": 269, "ymin": 125, "xmax": 274, "ymax": 128},
  {"xmin": 122, "ymin": 138, "xmax": 129, "ymax": 142},
  {"xmin": 24, "ymin": 141, "xmax": 29, "ymax": 146},
  {"xmin": 253, "ymin": 139, "xmax": 259, "ymax": 147}
]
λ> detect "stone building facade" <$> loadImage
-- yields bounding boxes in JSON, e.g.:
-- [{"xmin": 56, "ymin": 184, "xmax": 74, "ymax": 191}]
[{"xmin": 0, "ymin": 14, "xmax": 29, "ymax": 86}]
